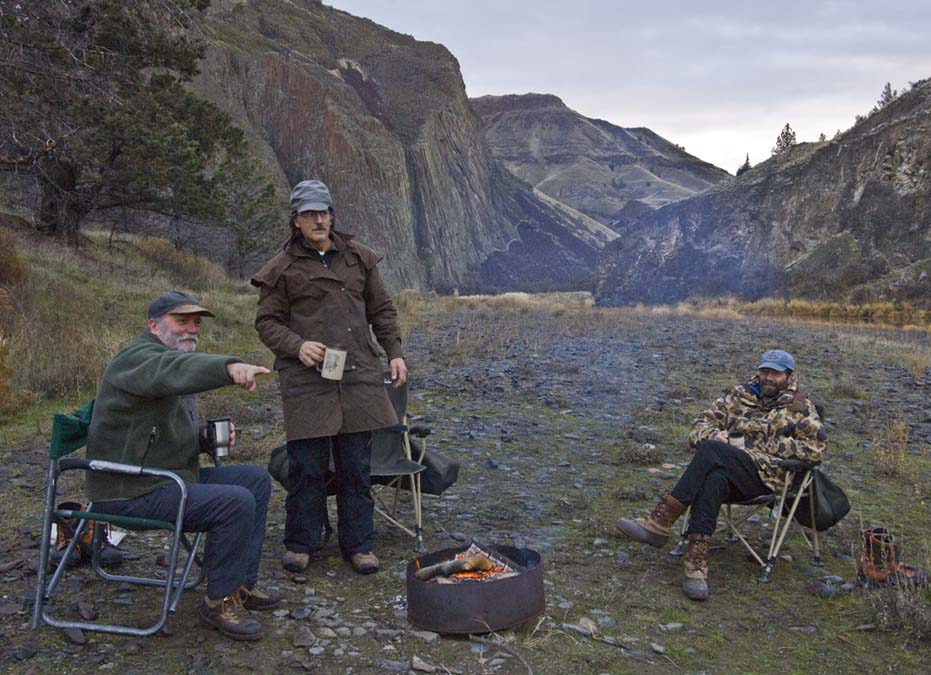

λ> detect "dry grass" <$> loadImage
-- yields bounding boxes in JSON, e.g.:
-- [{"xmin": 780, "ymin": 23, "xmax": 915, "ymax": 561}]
[
  {"xmin": 1, "ymin": 229, "xmax": 257, "ymax": 413},
  {"xmin": 641, "ymin": 296, "xmax": 931, "ymax": 330},
  {"xmin": 866, "ymin": 545, "xmax": 931, "ymax": 640}
]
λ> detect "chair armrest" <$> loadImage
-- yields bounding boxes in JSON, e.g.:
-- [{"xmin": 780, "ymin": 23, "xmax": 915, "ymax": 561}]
[
  {"xmin": 409, "ymin": 425, "xmax": 431, "ymax": 438},
  {"xmin": 777, "ymin": 458, "xmax": 818, "ymax": 472},
  {"xmin": 58, "ymin": 458, "xmax": 188, "ymax": 491}
]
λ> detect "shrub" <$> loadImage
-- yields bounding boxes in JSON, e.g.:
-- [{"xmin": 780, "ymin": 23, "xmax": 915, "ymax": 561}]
[
  {"xmin": 867, "ymin": 548, "xmax": 931, "ymax": 641},
  {"xmin": 0, "ymin": 228, "xmax": 27, "ymax": 286},
  {"xmin": 0, "ymin": 334, "xmax": 15, "ymax": 417},
  {"xmin": 135, "ymin": 236, "xmax": 227, "ymax": 291},
  {"xmin": 872, "ymin": 413, "xmax": 921, "ymax": 496}
]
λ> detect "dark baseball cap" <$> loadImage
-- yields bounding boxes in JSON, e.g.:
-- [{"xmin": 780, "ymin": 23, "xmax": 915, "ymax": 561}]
[
  {"xmin": 758, "ymin": 349, "xmax": 795, "ymax": 372},
  {"xmin": 290, "ymin": 180, "xmax": 332, "ymax": 214},
  {"xmin": 147, "ymin": 291, "xmax": 215, "ymax": 320}
]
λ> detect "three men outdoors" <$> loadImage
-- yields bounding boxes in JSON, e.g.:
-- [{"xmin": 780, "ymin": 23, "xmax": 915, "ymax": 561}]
[{"xmin": 77, "ymin": 178, "xmax": 828, "ymax": 642}]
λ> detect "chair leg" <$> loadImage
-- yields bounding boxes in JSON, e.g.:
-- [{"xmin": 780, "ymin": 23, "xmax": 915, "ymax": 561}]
[
  {"xmin": 724, "ymin": 503, "xmax": 739, "ymax": 542},
  {"xmin": 32, "ymin": 462, "xmax": 59, "ymax": 630},
  {"xmin": 669, "ymin": 506, "xmax": 690, "ymax": 557}
]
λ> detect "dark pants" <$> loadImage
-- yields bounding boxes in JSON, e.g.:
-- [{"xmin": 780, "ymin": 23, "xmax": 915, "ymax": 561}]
[
  {"xmin": 93, "ymin": 464, "xmax": 270, "ymax": 600},
  {"xmin": 671, "ymin": 440, "xmax": 772, "ymax": 536},
  {"xmin": 285, "ymin": 431, "xmax": 374, "ymax": 557}
]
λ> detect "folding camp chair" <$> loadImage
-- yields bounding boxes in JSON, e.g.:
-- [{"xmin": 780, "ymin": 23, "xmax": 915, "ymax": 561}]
[
  {"xmin": 32, "ymin": 401, "xmax": 206, "ymax": 637},
  {"xmin": 670, "ymin": 458, "xmax": 821, "ymax": 583},
  {"xmin": 369, "ymin": 376, "xmax": 433, "ymax": 552}
]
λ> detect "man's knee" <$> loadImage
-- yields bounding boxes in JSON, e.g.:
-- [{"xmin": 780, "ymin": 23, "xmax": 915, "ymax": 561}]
[
  {"xmin": 220, "ymin": 485, "xmax": 257, "ymax": 523},
  {"xmin": 234, "ymin": 464, "xmax": 271, "ymax": 501}
]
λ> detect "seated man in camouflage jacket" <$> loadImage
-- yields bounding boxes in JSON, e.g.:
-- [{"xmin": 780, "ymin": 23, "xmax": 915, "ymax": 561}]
[{"xmin": 617, "ymin": 349, "xmax": 826, "ymax": 601}]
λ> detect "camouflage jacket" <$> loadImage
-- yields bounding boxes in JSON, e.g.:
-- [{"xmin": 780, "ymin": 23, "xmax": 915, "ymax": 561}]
[{"xmin": 688, "ymin": 375, "xmax": 827, "ymax": 491}]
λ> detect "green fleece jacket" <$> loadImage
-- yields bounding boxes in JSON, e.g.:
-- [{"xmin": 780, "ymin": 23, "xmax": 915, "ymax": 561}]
[{"xmin": 86, "ymin": 330, "xmax": 240, "ymax": 501}]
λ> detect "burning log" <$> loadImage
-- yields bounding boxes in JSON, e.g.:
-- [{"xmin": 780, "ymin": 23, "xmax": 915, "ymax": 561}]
[{"xmin": 414, "ymin": 540, "xmax": 526, "ymax": 583}]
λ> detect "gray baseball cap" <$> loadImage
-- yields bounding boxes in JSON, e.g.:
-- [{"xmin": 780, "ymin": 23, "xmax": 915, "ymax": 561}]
[
  {"xmin": 148, "ymin": 291, "xmax": 215, "ymax": 319},
  {"xmin": 290, "ymin": 180, "xmax": 332, "ymax": 214},
  {"xmin": 758, "ymin": 349, "xmax": 795, "ymax": 372}
]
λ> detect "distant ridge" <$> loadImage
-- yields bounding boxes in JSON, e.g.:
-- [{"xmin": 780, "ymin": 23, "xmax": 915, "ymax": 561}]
[
  {"xmin": 471, "ymin": 93, "xmax": 729, "ymax": 228},
  {"xmin": 594, "ymin": 78, "xmax": 931, "ymax": 305}
]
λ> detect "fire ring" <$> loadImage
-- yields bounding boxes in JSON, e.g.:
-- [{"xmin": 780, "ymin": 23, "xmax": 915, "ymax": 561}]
[{"xmin": 406, "ymin": 543, "xmax": 545, "ymax": 634}]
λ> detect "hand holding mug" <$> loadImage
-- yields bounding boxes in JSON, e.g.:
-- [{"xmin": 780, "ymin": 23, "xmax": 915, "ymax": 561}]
[{"xmin": 299, "ymin": 341, "xmax": 326, "ymax": 368}]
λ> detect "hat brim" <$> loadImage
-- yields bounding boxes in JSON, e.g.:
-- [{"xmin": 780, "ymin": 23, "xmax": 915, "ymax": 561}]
[
  {"xmin": 165, "ymin": 304, "xmax": 215, "ymax": 318},
  {"xmin": 758, "ymin": 361, "xmax": 790, "ymax": 372},
  {"xmin": 294, "ymin": 201, "xmax": 331, "ymax": 214}
]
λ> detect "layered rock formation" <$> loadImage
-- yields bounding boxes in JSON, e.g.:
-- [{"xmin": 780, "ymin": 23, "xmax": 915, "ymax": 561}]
[
  {"xmin": 471, "ymin": 94, "xmax": 729, "ymax": 227},
  {"xmin": 595, "ymin": 79, "xmax": 931, "ymax": 305},
  {"xmin": 192, "ymin": 0, "xmax": 616, "ymax": 291}
]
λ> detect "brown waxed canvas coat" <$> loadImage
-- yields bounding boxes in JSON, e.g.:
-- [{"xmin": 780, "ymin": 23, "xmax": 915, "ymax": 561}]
[
  {"xmin": 688, "ymin": 374, "xmax": 827, "ymax": 491},
  {"xmin": 251, "ymin": 231, "xmax": 402, "ymax": 441}
]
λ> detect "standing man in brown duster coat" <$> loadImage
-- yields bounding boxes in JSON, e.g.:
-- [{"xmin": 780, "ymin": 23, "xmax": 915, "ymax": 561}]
[{"xmin": 251, "ymin": 180, "xmax": 406, "ymax": 575}]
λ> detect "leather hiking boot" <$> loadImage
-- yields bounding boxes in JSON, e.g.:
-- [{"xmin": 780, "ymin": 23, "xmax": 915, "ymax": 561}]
[
  {"xmin": 239, "ymin": 585, "xmax": 283, "ymax": 611},
  {"xmin": 617, "ymin": 494, "xmax": 686, "ymax": 548},
  {"xmin": 682, "ymin": 534, "xmax": 711, "ymax": 601},
  {"xmin": 349, "ymin": 551, "xmax": 379, "ymax": 575},
  {"xmin": 282, "ymin": 550, "xmax": 310, "ymax": 572},
  {"xmin": 198, "ymin": 593, "xmax": 263, "ymax": 641}
]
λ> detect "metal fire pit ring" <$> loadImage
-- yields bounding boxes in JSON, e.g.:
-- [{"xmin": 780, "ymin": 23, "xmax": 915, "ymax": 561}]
[{"xmin": 406, "ymin": 544, "xmax": 545, "ymax": 634}]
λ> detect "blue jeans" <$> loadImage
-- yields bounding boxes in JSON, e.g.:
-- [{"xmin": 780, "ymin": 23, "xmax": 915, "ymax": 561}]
[
  {"xmin": 285, "ymin": 431, "xmax": 374, "ymax": 557},
  {"xmin": 93, "ymin": 464, "xmax": 271, "ymax": 600}
]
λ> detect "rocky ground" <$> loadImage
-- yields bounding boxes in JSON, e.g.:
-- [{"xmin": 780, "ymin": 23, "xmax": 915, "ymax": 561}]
[{"xmin": 2, "ymin": 298, "xmax": 930, "ymax": 674}]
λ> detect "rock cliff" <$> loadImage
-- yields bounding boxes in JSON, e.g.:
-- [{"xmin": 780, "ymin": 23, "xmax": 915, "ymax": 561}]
[
  {"xmin": 192, "ymin": 0, "xmax": 616, "ymax": 291},
  {"xmin": 471, "ymin": 93, "xmax": 729, "ymax": 227},
  {"xmin": 595, "ymin": 79, "xmax": 931, "ymax": 305}
]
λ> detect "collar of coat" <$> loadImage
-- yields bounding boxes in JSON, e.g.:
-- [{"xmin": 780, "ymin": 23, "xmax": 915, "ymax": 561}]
[
  {"xmin": 250, "ymin": 230, "xmax": 383, "ymax": 290},
  {"xmin": 736, "ymin": 374, "xmax": 807, "ymax": 413},
  {"xmin": 288, "ymin": 229, "xmax": 350, "ymax": 258}
]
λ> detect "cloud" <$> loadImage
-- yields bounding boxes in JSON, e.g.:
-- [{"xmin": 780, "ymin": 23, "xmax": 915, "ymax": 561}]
[{"xmin": 330, "ymin": 1, "xmax": 931, "ymax": 171}]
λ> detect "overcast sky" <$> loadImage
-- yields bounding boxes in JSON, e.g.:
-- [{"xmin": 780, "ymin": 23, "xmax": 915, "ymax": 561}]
[{"xmin": 329, "ymin": 1, "xmax": 931, "ymax": 173}]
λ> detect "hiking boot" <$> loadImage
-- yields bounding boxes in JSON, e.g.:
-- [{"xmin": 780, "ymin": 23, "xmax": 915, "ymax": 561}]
[
  {"xmin": 239, "ymin": 585, "xmax": 283, "ymax": 611},
  {"xmin": 349, "ymin": 551, "xmax": 379, "ymax": 575},
  {"xmin": 682, "ymin": 533, "xmax": 711, "ymax": 601},
  {"xmin": 282, "ymin": 550, "xmax": 310, "ymax": 572},
  {"xmin": 617, "ymin": 494, "xmax": 686, "ymax": 548},
  {"xmin": 198, "ymin": 593, "xmax": 263, "ymax": 641}
]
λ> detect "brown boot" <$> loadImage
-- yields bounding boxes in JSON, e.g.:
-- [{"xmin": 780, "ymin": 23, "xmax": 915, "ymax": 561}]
[
  {"xmin": 198, "ymin": 593, "xmax": 263, "ymax": 641},
  {"xmin": 349, "ymin": 551, "xmax": 379, "ymax": 574},
  {"xmin": 617, "ymin": 494, "xmax": 686, "ymax": 548},
  {"xmin": 238, "ymin": 585, "xmax": 283, "ymax": 611},
  {"xmin": 857, "ymin": 528, "xmax": 898, "ymax": 585},
  {"xmin": 282, "ymin": 549, "xmax": 310, "ymax": 572},
  {"xmin": 682, "ymin": 534, "xmax": 711, "ymax": 601}
]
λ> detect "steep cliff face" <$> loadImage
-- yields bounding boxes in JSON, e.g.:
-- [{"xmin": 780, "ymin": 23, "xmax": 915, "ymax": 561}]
[
  {"xmin": 595, "ymin": 79, "xmax": 931, "ymax": 306},
  {"xmin": 193, "ymin": 0, "xmax": 615, "ymax": 291},
  {"xmin": 471, "ymin": 93, "xmax": 729, "ymax": 227}
]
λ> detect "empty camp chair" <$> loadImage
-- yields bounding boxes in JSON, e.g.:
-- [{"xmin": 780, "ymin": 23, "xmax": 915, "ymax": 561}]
[
  {"xmin": 670, "ymin": 459, "xmax": 824, "ymax": 583},
  {"xmin": 33, "ymin": 401, "xmax": 206, "ymax": 637},
  {"xmin": 369, "ymin": 376, "xmax": 443, "ymax": 553}
]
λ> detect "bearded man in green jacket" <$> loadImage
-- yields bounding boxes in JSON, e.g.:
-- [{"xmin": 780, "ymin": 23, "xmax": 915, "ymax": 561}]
[{"xmin": 87, "ymin": 291, "xmax": 279, "ymax": 641}]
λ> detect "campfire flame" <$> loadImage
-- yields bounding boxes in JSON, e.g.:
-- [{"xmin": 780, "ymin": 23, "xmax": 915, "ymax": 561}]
[{"xmin": 449, "ymin": 544, "xmax": 512, "ymax": 582}]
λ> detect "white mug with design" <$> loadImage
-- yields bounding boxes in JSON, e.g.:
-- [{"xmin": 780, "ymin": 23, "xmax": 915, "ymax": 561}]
[{"xmin": 318, "ymin": 347, "xmax": 347, "ymax": 380}]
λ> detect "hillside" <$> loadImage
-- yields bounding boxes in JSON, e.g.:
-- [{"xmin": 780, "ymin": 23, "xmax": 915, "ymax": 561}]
[
  {"xmin": 471, "ymin": 93, "xmax": 729, "ymax": 227},
  {"xmin": 595, "ymin": 79, "xmax": 931, "ymax": 306},
  {"xmin": 187, "ymin": 0, "xmax": 617, "ymax": 292}
]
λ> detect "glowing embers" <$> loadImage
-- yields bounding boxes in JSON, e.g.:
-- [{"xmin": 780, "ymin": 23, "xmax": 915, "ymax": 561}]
[{"xmin": 413, "ymin": 542, "xmax": 521, "ymax": 583}]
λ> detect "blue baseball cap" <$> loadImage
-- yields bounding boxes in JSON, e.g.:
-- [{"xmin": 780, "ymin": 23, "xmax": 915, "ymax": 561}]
[{"xmin": 758, "ymin": 349, "xmax": 795, "ymax": 372}]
